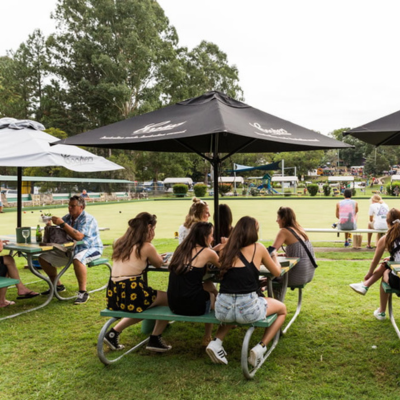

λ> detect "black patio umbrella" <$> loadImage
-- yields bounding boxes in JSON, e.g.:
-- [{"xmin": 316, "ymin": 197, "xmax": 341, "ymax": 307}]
[
  {"xmin": 57, "ymin": 91, "xmax": 352, "ymax": 240},
  {"xmin": 343, "ymin": 109, "xmax": 400, "ymax": 146}
]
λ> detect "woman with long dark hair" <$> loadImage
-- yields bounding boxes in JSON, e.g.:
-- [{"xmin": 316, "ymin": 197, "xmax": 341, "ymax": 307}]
[
  {"xmin": 271, "ymin": 207, "xmax": 316, "ymax": 287},
  {"xmin": 350, "ymin": 208, "xmax": 400, "ymax": 320},
  {"xmin": 206, "ymin": 216, "xmax": 286, "ymax": 367},
  {"xmin": 215, "ymin": 203, "xmax": 233, "ymax": 241},
  {"xmin": 104, "ymin": 212, "xmax": 171, "ymax": 353},
  {"xmin": 168, "ymin": 222, "xmax": 219, "ymax": 345}
]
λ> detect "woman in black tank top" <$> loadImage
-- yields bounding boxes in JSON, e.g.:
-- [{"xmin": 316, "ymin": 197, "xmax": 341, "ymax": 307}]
[
  {"xmin": 168, "ymin": 222, "xmax": 220, "ymax": 346},
  {"xmin": 206, "ymin": 216, "xmax": 287, "ymax": 367}
]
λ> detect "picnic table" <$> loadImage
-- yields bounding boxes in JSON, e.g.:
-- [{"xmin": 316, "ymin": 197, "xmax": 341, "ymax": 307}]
[
  {"xmin": 385, "ymin": 262, "xmax": 400, "ymax": 340},
  {"xmin": 97, "ymin": 256, "xmax": 299, "ymax": 379},
  {"xmin": 0, "ymin": 240, "xmax": 78, "ymax": 321}
]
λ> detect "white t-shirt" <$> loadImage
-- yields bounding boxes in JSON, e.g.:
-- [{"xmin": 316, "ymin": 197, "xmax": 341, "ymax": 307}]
[
  {"xmin": 369, "ymin": 202, "xmax": 389, "ymax": 230},
  {"xmin": 178, "ymin": 224, "xmax": 189, "ymax": 244}
]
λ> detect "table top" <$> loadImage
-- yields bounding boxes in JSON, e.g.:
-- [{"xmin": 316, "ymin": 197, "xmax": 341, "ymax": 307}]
[
  {"xmin": 146, "ymin": 256, "xmax": 299, "ymax": 275},
  {"xmin": 3, "ymin": 241, "xmax": 77, "ymax": 254},
  {"xmin": 388, "ymin": 262, "xmax": 400, "ymax": 277}
]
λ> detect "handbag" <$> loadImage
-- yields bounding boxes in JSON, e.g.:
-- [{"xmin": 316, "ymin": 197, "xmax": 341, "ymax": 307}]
[
  {"xmin": 41, "ymin": 226, "xmax": 76, "ymax": 254},
  {"xmin": 286, "ymin": 227, "xmax": 318, "ymax": 269}
]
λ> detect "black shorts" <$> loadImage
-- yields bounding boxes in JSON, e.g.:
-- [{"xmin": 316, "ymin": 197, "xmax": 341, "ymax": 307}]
[
  {"xmin": 388, "ymin": 272, "xmax": 400, "ymax": 291},
  {"xmin": 0, "ymin": 256, "xmax": 8, "ymax": 277}
]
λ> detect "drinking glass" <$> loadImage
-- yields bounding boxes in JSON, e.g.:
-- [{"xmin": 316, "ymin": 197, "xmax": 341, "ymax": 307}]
[{"xmin": 22, "ymin": 229, "xmax": 30, "ymax": 244}]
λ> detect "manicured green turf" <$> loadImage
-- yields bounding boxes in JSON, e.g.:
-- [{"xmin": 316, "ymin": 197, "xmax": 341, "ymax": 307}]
[{"xmin": 3, "ymin": 196, "xmax": 398, "ymax": 245}]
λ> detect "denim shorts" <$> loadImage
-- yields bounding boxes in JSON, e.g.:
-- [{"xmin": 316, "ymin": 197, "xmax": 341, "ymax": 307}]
[{"xmin": 215, "ymin": 292, "xmax": 267, "ymax": 324}]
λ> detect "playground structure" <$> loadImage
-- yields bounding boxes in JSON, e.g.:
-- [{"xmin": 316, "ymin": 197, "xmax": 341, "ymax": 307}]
[{"xmin": 256, "ymin": 174, "xmax": 279, "ymax": 194}]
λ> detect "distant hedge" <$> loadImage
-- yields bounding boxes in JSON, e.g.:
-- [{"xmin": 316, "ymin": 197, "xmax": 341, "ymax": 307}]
[{"xmin": 193, "ymin": 184, "xmax": 207, "ymax": 197}]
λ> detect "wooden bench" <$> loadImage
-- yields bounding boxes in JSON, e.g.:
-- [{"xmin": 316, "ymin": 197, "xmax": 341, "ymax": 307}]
[
  {"xmin": 0, "ymin": 276, "xmax": 19, "ymax": 289},
  {"xmin": 97, "ymin": 306, "xmax": 279, "ymax": 380},
  {"xmin": 382, "ymin": 281, "xmax": 400, "ymax": 340}
]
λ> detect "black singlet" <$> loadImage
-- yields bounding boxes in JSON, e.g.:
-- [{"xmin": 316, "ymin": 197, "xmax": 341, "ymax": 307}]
[
  {"xmin": 220, "ymin": 244, "xmax": 259, "ymax": 294},
  {"xmin": 167, "ymin": 248, "xmax": 210, "ymax": 316}
]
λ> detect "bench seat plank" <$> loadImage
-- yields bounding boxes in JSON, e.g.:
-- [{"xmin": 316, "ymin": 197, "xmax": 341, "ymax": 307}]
[
  {"xmin": 100, "ymin": 306, "xmax": 277, "ymax": 327},
  {"xmin": 0, "ymin": 277, "xmax": 19, "ymax": 289}
]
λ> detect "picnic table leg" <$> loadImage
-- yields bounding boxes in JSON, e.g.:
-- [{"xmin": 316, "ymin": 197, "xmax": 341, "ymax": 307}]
[
  {"xmin": 388, "ymin": 293, "xmax": 400, "ymax": 340},
  {"xmin": 241, "ymin": 324, "xmax": 280, "ymax": 380},
  {"xmin": 282, "ymin": 286, "xmax": 303, "ymax": 335},
  {"xmin": 97, "ymin": 317, "xmax": 150, "ymax": 365},
  {"xmin": 0, "ymin": 254, "xmax": 54, "ymax": 321}
]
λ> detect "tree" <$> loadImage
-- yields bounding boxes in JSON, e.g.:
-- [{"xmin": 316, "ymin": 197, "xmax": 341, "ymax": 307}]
[
  {"xmin": 0, "ymin": 30, "xmax": 49, "ymax": 120},
  {"xmin": 273, "ymin": 150, "xmax": 324, "ymax": 178},
  {"xmin": 330, "ymin": 128, "xmax": 373, "ymax": 167},
  {"xmin": 364, "ymin": 150, "xmax": 392, "ymax": 176}
]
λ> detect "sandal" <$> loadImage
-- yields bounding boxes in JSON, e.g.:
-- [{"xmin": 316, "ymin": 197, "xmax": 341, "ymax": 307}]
[
  {"xmin": 366, "ymin": 245, "xmax": 373, "ymax": 249},
  {"xmin": 0, "ymin": 300, "xmax": 16, "ymax": 308}
]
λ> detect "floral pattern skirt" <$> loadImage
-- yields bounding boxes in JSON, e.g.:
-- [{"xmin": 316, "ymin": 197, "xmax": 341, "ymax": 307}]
[{"xmin": 106, "ymin": 277, "xmax": 157, "ymax": 313}]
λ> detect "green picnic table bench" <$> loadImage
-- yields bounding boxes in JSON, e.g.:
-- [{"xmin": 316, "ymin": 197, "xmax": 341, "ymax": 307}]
[
  {"xmin": 0, "ymin": 276, "xmax": 19, "ymax": 289},
  {"xmin": 97, "ymin": 306, "xmax": 279, "ymax": 380},
  {"xmin": 382, "ymin": 263, "xmax": 400, "ymax": 340}
]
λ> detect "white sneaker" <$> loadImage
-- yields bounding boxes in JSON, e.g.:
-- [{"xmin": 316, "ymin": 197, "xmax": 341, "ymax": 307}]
[
  {"xmin": 349, "ymin": 282, "xmax": 368, "ymax": 295},
  {"xmin": 206, "ymin": 339, "xmax": 228, "ymax": 365},
  {"xmin": 373, "ymin": 308, "xmax": 386, "ymax": 321},
  {"xmin": 248, "ymin": 343, "xmax": 267, "ymax": 367}
]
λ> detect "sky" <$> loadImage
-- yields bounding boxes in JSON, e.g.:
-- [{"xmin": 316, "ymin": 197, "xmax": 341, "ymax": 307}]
[{"xmin": 0, "ymin": 0, "xmax": 399, "ymax": 136}]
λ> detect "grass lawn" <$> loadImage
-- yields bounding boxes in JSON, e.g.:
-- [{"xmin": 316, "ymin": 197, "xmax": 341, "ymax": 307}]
[{"xmin": 1, "ymin": 198, "xmax": 400, "ymax": 399}]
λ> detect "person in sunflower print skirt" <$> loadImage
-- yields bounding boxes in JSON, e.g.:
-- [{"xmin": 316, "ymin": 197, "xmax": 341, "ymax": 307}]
[{"xmin": 104, "ymin": 212, "xmax": 171, "ymax": 352}]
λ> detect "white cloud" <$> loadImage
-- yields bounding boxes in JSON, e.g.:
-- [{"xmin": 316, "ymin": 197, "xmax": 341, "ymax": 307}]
[{"xmin": 1, "ymin": 0, "xmax": 400, "ymax": 135}]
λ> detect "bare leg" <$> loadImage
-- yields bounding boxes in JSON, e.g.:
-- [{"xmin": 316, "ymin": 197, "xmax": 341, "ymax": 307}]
[
  {"xmin": 379, "ymin": 270, "xmax": 391, "ymax": 314},
  {"xmin": 3, "ymin": 255, "xmax": 38, "ymax": 295},
  {"xmin": 214, "ymin": 324, "xmax": 234, "ymax": 341},
  {"xmin": 73, "ymin": 259, "xmax": 87, "ymax": 291},
  {"xmin": 0, "ymin": 287, "xmax": 10, "ymax": 306},
  {"xmin": 259, "ymin": 298, "xmax": 287, "ymax": 346},
  {"xmin": 39, "ymin": 256, "xmax": 61, "ymax": 285},
  {"xmin": 363, "ymin": 263, "xmax": 387, "ymax": 288},
  {"xmin": 367, "ymin": 232, "xmax": 372, "ymax": 247},
  {"xmin": 202, "ymin": 283, "xmax": 218, "ymax": 344}
]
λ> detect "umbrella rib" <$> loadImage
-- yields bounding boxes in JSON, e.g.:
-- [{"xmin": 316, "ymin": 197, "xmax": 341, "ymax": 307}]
[
  {"xmin": 175, "ymin": 139, "xmax": 213, "ymax": 163},
  {"xmin": 220, "ymin": 139, "xmax": 258, "ymax": 162}
]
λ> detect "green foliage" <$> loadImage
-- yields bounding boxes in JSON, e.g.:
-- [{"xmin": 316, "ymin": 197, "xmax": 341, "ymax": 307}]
[
  {"xmin": 173, "ymin": 184, "xmax": 188, "ymax": 197},
  {"xmin": 386, "ymin": 181, "xmax": 400, "ymax": 196},
  {"xmin": 273, "ymin": 151, "xmax": 324, "ymax": 177},
  {"xmin": 193, "ymin": 183, "xmax": 207, "ymax": 197},
  {"xmin": 284, "ymin": 189, "xmax": 292, "ymax": 197},
  {"xmin": 250, "ymin": 188, "xmax": 260, "ymax": 196},
  {"xmin": 364, "ymin": 150, "xmax": 392, "ymax": 175},
  {"xmin": 322, "ymin": 184, "xmax": 331, "ymax": 196},
  {"xmin": 218, "ymin": 184, "xmax": 231, "ymax": 196},
  {"xmin": 307, "ymin": 184, "xmax": 319, "ymax": 196}
]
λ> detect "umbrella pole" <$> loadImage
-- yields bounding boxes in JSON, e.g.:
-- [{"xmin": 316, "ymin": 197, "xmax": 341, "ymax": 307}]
[
  {"xmin": 213, "ymin": 134, "xmax": 220, "ymax": 243},
  {"xmin": 17, "ymin": 167, "xmax": 22, "ymax": 227}
]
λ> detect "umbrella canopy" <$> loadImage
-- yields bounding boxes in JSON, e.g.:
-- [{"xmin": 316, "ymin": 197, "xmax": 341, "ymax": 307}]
[
  {"xmin": 0, "ymin": 118, "xmax": 123, "ymax": 226},
  {"xmin": 343, "ymin": 110, "xmax": 400, "ymax": 146},
  {"xmin": 57, "ymin": 91, "xmax": 352, "ymax": 239}
]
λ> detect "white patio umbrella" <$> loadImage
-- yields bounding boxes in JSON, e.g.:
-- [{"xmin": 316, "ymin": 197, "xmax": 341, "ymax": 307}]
[{"xmin": 0, "ymin": 118, "xmax": 124, "ymax": 226}]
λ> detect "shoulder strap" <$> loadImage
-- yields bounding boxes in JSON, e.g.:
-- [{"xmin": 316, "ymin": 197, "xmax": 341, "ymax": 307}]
[
  {"xmin": 237, "ymin": 251, "xmax": 251, "ymax": 267},
  {"xmin": 286, "ymin": 227, "xmax": 318, "ymax": 269},
  {"xmin": 251, "ymin": 243, "xmax": 257, "ymax": 262},
  {"xmin": 190, "ymin": 247, "xmax": 205, "ymax": 262}
]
